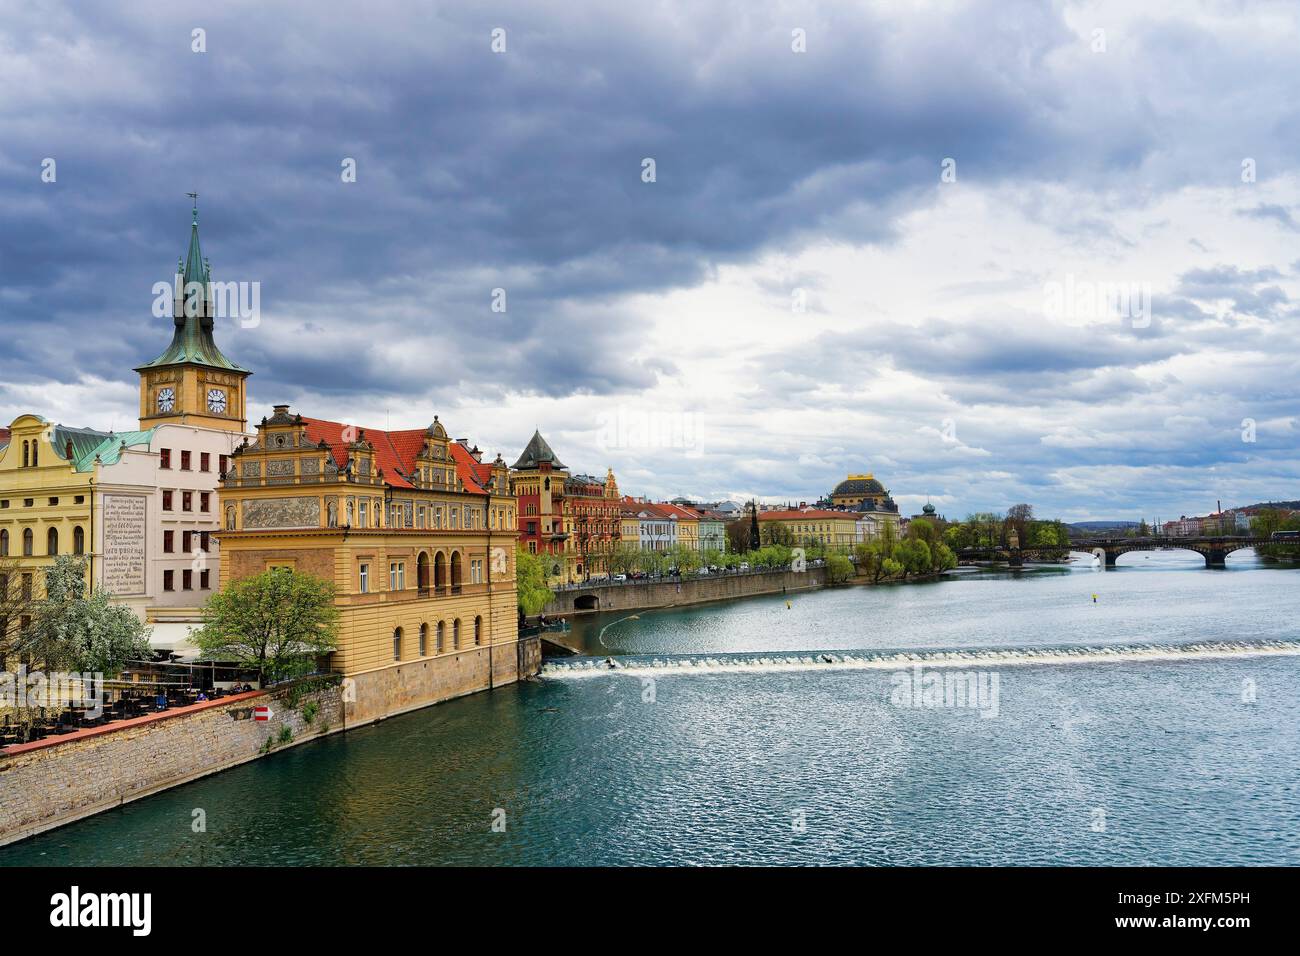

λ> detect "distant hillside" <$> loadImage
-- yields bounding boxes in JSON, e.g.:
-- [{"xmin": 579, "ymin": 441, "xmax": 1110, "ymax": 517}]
[
  {"xmin": 1234, "ymin": 500, "xmax": 1300, "ymax": 512},
  {"xmin": 1064, "ymin": 520, "xmax": 1140, "ymax": 536}
]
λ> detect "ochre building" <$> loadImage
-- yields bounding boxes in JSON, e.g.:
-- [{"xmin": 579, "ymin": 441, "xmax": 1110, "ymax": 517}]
[{"xmin": 216, "ymin": 406, "xmax": 531, "ymax": 721}]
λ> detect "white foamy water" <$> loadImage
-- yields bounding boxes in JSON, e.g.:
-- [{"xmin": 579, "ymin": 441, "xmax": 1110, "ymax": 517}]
[{"xmin": 541, "ymin": 639, "xmax": 1300, "ymax": 679}]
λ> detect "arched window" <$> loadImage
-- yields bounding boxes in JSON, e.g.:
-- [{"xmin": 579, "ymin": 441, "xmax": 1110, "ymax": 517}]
[
  {"xmin": 434, "ymin": 551, "xmax": 447, "ymax": 593},
  {"xmin": 393, "ymin": 627, "xmax": 403, "ymax": 662},
  {"xmin": 453, "ymin": 618, "xmax": 461, "ymax": 650},
  {"xmin": 31, "ymin": 442, "xmax": 37, "ymax": 467},
  {"xmin": 450, "ymin": 550, "xmax": 463, "ymax": 594},
  {"xmin": 417, "ymin": 551, "xmax": 430, "ymax": 595},
  {"xmin": 22, "ymin": 528, "xmax": 34, "ymax": 557},
  {"xmin": 0, "ymin": 529, "xmax": 8, "ymax": 556},
  {"xmin": 474, "ymin": 615, "xmax": 483, "ymax": 646},
  {"xmin": 47, "ymin": 527, "xmax": 58, "ymax": 556},
  {"xmin": 436, "ymin": 621, "xmax": 445, "ymax": 653},
  {"xmin": 22, "ymin": 441, "xmax": 29, "ymax": 468},
  {"xmin": 419, "ymin": 623, "xmax": 428, "ymax": 656},
  {"xmin": 72, "ymin": 526, "xmax": 85, "ymax": 555}
]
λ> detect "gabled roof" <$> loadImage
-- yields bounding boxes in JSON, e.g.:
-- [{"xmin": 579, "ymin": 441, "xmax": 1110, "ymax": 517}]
[
  {"xmin": 300, "ymin": 417, "xmax": 489, "ymax": 493},
  {"xmin": 656, "ymin": 503, "xmax": 702, "ymax": 521},
  {"xmin": 511, "ymin": 430, "xmax": 566, "ymax": 470}
]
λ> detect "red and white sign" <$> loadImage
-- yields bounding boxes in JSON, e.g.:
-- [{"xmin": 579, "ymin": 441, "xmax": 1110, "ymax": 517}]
[{"xmin": 253, "ymin": 705, "xmax": 273, "ymax": 722}]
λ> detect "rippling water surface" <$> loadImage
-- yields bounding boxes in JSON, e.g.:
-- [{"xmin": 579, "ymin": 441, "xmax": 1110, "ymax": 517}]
[{"xmin": 4, "ymin": 549, "xmax": 1297, "ymax": 865}]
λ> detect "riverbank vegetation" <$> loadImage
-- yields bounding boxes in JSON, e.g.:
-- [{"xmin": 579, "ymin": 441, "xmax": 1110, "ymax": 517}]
[
  {"xmin": 1250, "ymin": 509, "xmax": 1300, "ymax": 561},
  {"xmin": 942, "ymin": 504, "xmax": 1071, "ymax": 558}
]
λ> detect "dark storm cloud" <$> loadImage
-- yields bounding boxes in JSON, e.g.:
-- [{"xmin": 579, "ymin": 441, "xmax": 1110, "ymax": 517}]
[{"xmin": 0, "ymin": 0, "xmax": 1185, "ymax": 402}]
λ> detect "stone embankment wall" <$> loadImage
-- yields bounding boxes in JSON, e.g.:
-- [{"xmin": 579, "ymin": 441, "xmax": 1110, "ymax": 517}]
[
  {"xmin": 0, "ymin": 635, "xmax": 542, "ymax": 847},
  {"xmin": 543, "ymin": 567, "xmax": 829, "ymax": 615}
]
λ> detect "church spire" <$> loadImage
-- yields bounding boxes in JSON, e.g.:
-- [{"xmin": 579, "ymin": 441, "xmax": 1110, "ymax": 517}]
[
  {"xmin": 136, "ymin": 198, "xmax": 246, "ymax": 373},
  {"xmin": 182, "ymin": 192, "xmax": 209, "ymax": 289}
]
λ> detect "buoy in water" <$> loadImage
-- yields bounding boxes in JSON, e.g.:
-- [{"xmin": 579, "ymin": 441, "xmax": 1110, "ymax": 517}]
[
  {"xmin": 1092, "ymin": 594, "xmax": 1098, "ymax": 603},
  {"xmin": 786, "ymin": 600, "xmax": 792, "ymax": 609}
]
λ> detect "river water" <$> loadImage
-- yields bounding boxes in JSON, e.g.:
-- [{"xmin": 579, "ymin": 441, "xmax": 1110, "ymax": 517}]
[{"xmin": 4, "ymin": 549, "xmax": 1298, "ymax": 865}]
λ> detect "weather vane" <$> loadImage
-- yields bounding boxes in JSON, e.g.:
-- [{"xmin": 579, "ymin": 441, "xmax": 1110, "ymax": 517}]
[{"xmin": 187, "ymin": 191, "xmax": 198, "ymax": 222}]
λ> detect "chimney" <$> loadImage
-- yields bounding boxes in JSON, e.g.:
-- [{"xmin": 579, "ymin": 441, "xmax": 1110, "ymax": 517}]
[{"xmin": 273, "ymin": 404, "xmax": 290, "ymax": 416}]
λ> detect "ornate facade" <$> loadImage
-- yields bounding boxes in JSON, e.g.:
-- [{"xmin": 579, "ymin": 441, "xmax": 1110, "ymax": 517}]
[
  {"xmin": 216, "ymin": 407, "xmax": 520, "ymax": 682},
  {"xmin": 509, "ymin": 431, "xmax": 620, "ymax": 583}
]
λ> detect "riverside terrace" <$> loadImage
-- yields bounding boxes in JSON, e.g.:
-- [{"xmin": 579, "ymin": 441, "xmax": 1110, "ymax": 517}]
[{"xmin": 0, "ymin": 660, "xmax": 260, "ymax": 748}]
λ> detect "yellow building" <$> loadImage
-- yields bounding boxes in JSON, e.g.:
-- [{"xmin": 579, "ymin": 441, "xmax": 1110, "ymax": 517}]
[
  {"xmin": 759, "ymin": 508, "xmax": 859, "ymax": 552},
  {"xmin": 216, "ymin": 406, "xmax": 531, "ymax": 720}
]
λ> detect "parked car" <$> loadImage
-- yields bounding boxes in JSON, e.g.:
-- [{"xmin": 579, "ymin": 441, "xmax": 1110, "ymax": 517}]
[
  {"xmin": 739, "ymin": 562, "xmax": 751, "ymax": 572},
  {"xmin": 612, "ymin": 573, "xmax": 628, "ymax": 582}
]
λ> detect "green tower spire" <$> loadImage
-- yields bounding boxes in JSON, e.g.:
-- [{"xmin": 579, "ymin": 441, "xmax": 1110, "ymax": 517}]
[{"xmin": 136, "ymin": 197, "xmax": 247, "ymax": 373}]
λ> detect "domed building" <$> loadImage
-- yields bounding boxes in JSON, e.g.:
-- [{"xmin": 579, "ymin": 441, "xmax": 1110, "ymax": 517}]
[{"xmin": 830, "ymin": 473, "xmax": 898, "ymax": 513}]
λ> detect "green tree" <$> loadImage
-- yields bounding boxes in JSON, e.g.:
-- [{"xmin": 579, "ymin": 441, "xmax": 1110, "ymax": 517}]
[
  {"xmin": 18, "ymin": 556, "xmax": 152, "ymax": 674},
  {"xmin": 931, "ymin": 542, "xmax": 958, "ymax": 572},
  {"xmin": 193, "ymin": 568, "xmax": 339, "ymax": 682},
  {"xmin": 894, "ymin": 539, "xmax": 932, "ymax": 579},
  {"xmin": 514, "ymin": 547, "xmax": 555, "ymax": 616},
  {"xmin": 825, "ymin": 553, "xmax": 854, "ymax": 584}
]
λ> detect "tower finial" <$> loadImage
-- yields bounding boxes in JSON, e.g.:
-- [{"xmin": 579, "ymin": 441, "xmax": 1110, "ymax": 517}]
[{"xmin": 187, "ymin": 191, "xmax": 198, "ymax": 224}]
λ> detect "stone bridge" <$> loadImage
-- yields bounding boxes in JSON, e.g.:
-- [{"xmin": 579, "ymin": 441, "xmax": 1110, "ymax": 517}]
[{"xmin": 957, "ymin": 535, "xmax": 1278, "ymax": 569}]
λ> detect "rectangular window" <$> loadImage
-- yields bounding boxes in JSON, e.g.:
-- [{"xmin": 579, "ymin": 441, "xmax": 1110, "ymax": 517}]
[
  {"xmin": 183, "ymin": 569, "xmax": 193, "ymax": 590},
  {"xmin": 164, "ymin": 530, "xmax": 174, "ymax": 553},
  {"xmin": 200, "ymin": 492, "xmax": 210, "ymax": 512},
  {"xmin": 200, "ymin": 531, "xmax": 210, "ymax": 552},
  {"xmin": 180, "ymin": 450, "xmax": 191, "ymax": 471},
  {"xmin": 219, "ymin": 455, "xmax": 229, "ymax": 476},
  {"xmin": 390, "ymin": 562, "xmax": 405, "ymax": 590},
  {"xmin": 183, "ymin": 530, "xmax": 192, "ymax": 553},
  {"xmin": 359, "ymin": 501, "xmax": 368, "ymax": 527},
  {"xmin": 74, "ymin": 495, "xmax": 84, "ymax": 504},
  {"xmin": 200, "ymin": 452, "xmax": 210, "ymax": 472},
  {"xmin": 359, "ymin": 563, "xmax": 369, "ymax": 594},
  {"xmin": 160, "ymin": 448, "xmax": 171, "ymax": 469},
  {"xmin": 162, "ymin": 490, "xmax": 173, "ymax": 511},
  {"xmin": 182, "ymin": 491, "xmax": 193, "ymax": 512},
  {"xmin": 163, "ymin": 570, "xmax": 174, "ymax": 591},
  {"xmin": 48, "ymin": 497, "xmax": 58, "ymax": 506},
  {"xmin": 200, "ymin": 570, "xmax": 210, "ymax": 589}
]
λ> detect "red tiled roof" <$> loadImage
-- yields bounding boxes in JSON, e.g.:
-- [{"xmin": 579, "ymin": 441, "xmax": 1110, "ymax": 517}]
[
  {"xmin": 448, "ymin": 441, "xmax": 490, "ymax": 495},
  {"xmin": 760, "ymin": 509, "xmax": 856, "ymax": 521},
  {"xmin": 300, "ymin": 417, "xmax": 490, "ymax": 494},
  {"xmin": 656, "ymin": 503, "xmax": 702, "ymax": 521},
  {"xmin": 0, "ymin": 427, "xmax": 9, "ymax": 447}
]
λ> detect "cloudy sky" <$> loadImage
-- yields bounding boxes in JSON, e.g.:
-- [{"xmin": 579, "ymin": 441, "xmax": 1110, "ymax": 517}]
[{"xmin": 2, "ymin": 0, "xmax": 1297, "ymax": 521}]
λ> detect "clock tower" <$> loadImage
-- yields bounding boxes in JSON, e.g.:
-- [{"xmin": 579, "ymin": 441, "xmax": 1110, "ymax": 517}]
[{"xmin": 136, "ymin": 199, "xmax": 250, "ymax": 432}]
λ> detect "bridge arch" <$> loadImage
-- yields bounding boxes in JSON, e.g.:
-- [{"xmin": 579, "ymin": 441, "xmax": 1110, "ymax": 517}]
[{"xmin": 574, "ymin": 594, "xmax": 600, "ymax": 611}]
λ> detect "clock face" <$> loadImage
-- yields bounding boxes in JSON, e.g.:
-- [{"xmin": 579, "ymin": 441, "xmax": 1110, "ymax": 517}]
[
  {"xmin": 206, "ymin": 388, "xmax": 227, "ymax": 414},
  {"xmin": 157, "ymin": 387, "xmax": 175, "ymax": 412}
]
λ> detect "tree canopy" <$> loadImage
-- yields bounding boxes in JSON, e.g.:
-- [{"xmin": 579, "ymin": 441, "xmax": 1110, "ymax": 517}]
[{"xmin": 193, "ymin": 568, "xmax": 339, "ymax": 681}]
